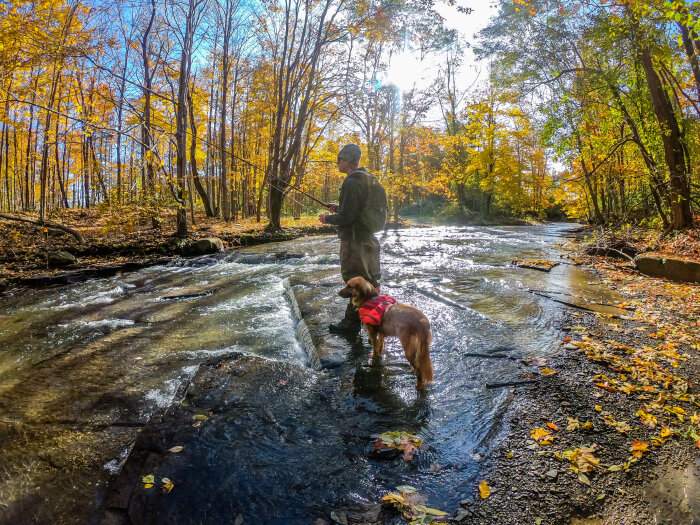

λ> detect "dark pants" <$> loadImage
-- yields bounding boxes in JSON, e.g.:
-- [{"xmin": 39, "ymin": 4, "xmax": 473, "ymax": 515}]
[
  {"xmin": 340, "ymin": 236, "xmax": 380, "ymax": 287},
  {"xmin": 338, "ymin": 236, "xmax": 380, "ymax": 325}
]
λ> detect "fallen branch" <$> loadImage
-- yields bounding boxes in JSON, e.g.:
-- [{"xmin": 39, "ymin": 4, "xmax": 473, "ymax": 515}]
[
  {"xmin": 0, "ymin": 213, "xmax": 85, "ymax": 244},
  {"xmin": 528, "ymin": 290, "xmax": 621, "ymax": 317}
]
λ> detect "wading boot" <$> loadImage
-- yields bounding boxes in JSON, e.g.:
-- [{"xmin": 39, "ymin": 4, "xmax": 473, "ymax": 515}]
[{"xmin": 329, "ymin": 302, "xmax": 361, "ymax": 335}]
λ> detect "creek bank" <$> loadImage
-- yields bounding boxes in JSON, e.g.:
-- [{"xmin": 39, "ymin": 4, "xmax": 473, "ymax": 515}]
[
  {"xmin": 0, "ymin": 224, "xmax": 338, "ymax": 294},
  {"xmin": 0, "ymin": 218, "xmax": 425, "ymax": 294},
  {"xmin": 461, "ymin": 248, "xmax": 700, "ymax": 524}
]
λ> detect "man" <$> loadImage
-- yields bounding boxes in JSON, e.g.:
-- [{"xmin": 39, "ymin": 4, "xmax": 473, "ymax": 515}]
[{"xmin": 319, "ymin": 144, "xmax": 381, "ymax": 335}]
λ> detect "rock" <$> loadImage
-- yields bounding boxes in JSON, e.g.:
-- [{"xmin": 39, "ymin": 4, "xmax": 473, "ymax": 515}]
[
  {"xmin": 345, "ymin": 503, "xmax": 381, "ymax": 523},
  {"xmin": 330, "ymin": 510, "xmax": 348, "ymax": 524},
  {"xmin": 234, "ymin": 514, "xmax": 244, "ymax": 525},
  {"xmin": 48, "ymin": 250, "xmax": 76, "ymax": 266},
  {"xmin": 635, "ymin": 255, "xmax": 700, "ymax": 283},
  {"xmin": 453, "ymin": 508, "xmax": 473, "ymax": 522},
  {"xmin": 546, "ymin": 469, "xmax": 559, "ymax": 480},
  {"xmin": 194, "ymin": 237, "xmax": 224, "ymax": 254}
]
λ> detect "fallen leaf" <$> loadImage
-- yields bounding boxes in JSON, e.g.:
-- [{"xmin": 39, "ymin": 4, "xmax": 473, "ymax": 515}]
[
  {"xmin": 402, "ymin": 443, "xmax": 418, "ymax": 461},
  {"xmin": 578, "ymin": 473, "xmax": 591, "ymax": 485},
  {"xmin": 168, "ymin": 446, "xmax": 184, "ymax": 453},
  {"xmin": 192, "ymin": 414, "xmax": 209, "ymax": 421},
  {"xmin": 478, "ymin": 480, "xmax": 491, "ymax": 499},
  {"xmin": 567, "ymin": 418, "xmax": 580, "ymax": 431},
  {"xmin": 581, "ymin": 422, "xmax": 594, "ymax": 430},
  {"xmin": 595, "ymin": 405, "xmax": 603, "ymax": 412},
  {"xmin": 413, "ymin": 505, "xmax": 448, "ymax": 516},
  {"xmin": 161, "ymin": 478, "xmax": 175, "ymax": 493},
  {"xmin": 540, "ymin": 368, "xmax": 557, "ymax": 376},
  {"xmin": 278, "ymin": 380, "xmax": 288, "ymax": 385},
  {"xmin": 142, "ymin": 474, "xmax": 154, "ymax": 484},
  {"xmin": 547, "ymin": 422, "xmax": 559, "ymax": 431},
  {"xmin": 192, "ymin": 420, "xmax": 202, "ymax": 428},
  {"xmin": 629, "ymin": 441, "xmax": 649, "ymax": 458}
]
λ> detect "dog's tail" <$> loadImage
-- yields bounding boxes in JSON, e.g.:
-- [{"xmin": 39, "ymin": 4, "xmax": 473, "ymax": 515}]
[{"xmin": 415, "ymin": 331, "xmax": 434, "ymax": 385}]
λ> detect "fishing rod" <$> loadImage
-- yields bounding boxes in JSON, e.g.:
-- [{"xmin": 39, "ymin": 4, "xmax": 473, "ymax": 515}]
[{"xmin": 283, "ymin": 182, "xmax": 332, "ymax": 208}]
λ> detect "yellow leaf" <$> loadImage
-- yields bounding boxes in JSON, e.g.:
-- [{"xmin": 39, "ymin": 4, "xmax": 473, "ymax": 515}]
[
  {"xmin": 578, "ymin": 473, "xmax": 591, "ymax": 485},
  {"xmin": 540, "ymin": 368, "xmax": 557, "ymax": 376},
  {"xmin": 168, "ymin": 446, "xmax": 184, "ymax": 453},
  {"xmin": 479, "ymin": 480, "xmax": 491, "ymax": 499},
  {"xmin": 142, "ymin": 474, "xmax": 154, "ymax": 484},
  {"xmin": 660, "ymin": 426, "xmax": 672, "ymax": 438},
  {"xmin": 414, "ymin": 505, "xmax": 448, "ymax": 516},
  {"xmin": 144, "ymin": 483, "xmax": 154, "ymax": 489},
  {"xmin": 581, "ymin": 422, "xmax": 594, "ymax": 430},
  {"xmin": 595, "ymin": 405, "xmax": 603, "ymax": 412},
  {"xmin": 567, "ymin": 418, "xmax": 580, "ymax": 431}
]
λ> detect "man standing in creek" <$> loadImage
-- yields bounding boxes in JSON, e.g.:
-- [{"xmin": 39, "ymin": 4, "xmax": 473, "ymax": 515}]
[{"xmin": 319, "ymin": 144, "xmax": 382, "ymax": 335}]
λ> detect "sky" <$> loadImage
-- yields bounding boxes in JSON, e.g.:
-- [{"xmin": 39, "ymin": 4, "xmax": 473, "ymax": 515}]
[{"xmin": 386, "ymin": 1, "xmax": 500, "ymax": 94}]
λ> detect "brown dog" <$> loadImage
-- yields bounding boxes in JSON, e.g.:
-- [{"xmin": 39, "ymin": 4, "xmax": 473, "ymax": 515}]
[{"xmin": 340, "ymin": 276, "xmax": 434, "ymax": 389}]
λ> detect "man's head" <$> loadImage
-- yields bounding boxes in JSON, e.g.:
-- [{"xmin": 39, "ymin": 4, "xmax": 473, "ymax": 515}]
[{"xmin": 337, "ymin": 144, "xmax": 361, "ymax": 174}]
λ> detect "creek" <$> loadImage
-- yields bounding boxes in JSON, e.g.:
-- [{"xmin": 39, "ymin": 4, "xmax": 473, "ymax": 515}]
[{"xmin": 0, "ymin": 223, "xmax": 623, "ymax": 524}]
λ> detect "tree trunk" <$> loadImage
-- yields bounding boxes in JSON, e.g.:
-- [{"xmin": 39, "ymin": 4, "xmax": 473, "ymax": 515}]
[
  {"xmin": 639, "ymin": 47, "xmax": 693, "ymax": 229},
  {"xmin": 187, "ymin": 86, "xmax": 214, "ymax": 216}
]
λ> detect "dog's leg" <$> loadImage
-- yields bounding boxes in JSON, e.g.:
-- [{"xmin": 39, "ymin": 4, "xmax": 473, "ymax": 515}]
[
  {"xmin": 365, "ymin": 325, "xmax": 379, "ymax": 357},
  {"xmin": 375, "ymin": 332, "xmax": 386, "ymax": 358}
]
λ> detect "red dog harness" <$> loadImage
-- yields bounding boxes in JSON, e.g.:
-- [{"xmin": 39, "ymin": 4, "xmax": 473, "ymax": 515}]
[{"xmin": 359, "ymin": 294, "xmax": 396, "ymax": 325}]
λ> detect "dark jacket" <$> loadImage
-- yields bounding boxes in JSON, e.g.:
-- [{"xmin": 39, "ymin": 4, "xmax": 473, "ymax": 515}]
[{"xmin": 326, "ymin": 168, "xmax": 373, "ymax": 241}]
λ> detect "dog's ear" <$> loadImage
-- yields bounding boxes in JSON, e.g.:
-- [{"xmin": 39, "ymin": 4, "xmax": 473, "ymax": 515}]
[{"xmin": 357, "ymin": 278, "xmax": 377, "ymax": 299}]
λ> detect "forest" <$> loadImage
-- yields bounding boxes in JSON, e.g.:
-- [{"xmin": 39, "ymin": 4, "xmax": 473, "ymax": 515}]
[{"xmin": 0, "ymin": 0, "xmax": 698, "ymax": 236}]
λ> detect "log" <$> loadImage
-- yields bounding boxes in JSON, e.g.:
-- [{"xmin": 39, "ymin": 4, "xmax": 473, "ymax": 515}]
[{"xmin": 0, "ymin": 212, "xmax": 85, "ymax": 244}]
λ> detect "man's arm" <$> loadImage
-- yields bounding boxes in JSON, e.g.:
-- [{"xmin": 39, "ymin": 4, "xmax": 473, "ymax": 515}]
[{"xmin": 325, "ymin": 179, "xmax": 364, "ymax": 227}]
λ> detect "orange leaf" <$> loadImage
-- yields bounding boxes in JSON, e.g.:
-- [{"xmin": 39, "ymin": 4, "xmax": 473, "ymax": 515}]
[
  {"xmin": 630, "ymin": 441, "xmax": 649, "ymax": 453},
  {"xmin": 479, "ymin": 480, "xmax": 491, "ymax": 499},
  {"xmin": 596, "ymin": 382, "xmax": 616, "ymax": 392},
  {"xmin": 546, "ymin": 422, "xmax": 559, "ymax": 431}
]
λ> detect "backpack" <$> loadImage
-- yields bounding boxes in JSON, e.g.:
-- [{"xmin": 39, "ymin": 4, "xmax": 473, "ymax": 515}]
[
  {"xmin": 353, "ymin": 170, "xmax": 387, "ymax": 233},
  {"xmin": 359, "ymin": 294, "xmax": 396, "ymax": 325}
]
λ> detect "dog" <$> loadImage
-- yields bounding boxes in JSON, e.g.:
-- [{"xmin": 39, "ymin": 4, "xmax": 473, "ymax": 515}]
[{"xmin": 339, "ymin": 276, "xmax": 434, "ymax": 389}]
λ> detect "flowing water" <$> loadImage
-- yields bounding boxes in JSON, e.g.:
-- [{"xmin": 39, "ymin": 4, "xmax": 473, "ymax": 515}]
[{"xmin": 0, "ymin": 223, "xmax": 624, "ymax": 524}]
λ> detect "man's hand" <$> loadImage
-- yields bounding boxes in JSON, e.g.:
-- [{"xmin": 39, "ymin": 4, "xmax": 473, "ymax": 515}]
[
  {"xmin": 319, "ymin": 213, "xmax": 329, "ymax": 224},
  {"xmin": 325, "ymin": 202, "xmax": 339, "ymax": 212}
]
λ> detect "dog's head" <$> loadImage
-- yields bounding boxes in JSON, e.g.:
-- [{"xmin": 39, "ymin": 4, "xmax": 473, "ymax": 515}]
[{"xmin": 339, "ymin": 276, "xmax": 379, "ymax": 308}]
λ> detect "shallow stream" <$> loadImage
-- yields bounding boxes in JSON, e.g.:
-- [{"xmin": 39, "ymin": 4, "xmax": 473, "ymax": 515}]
[{"xmin": 0, "ymin": 223, "xmax": 624, "ymax": 523}]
